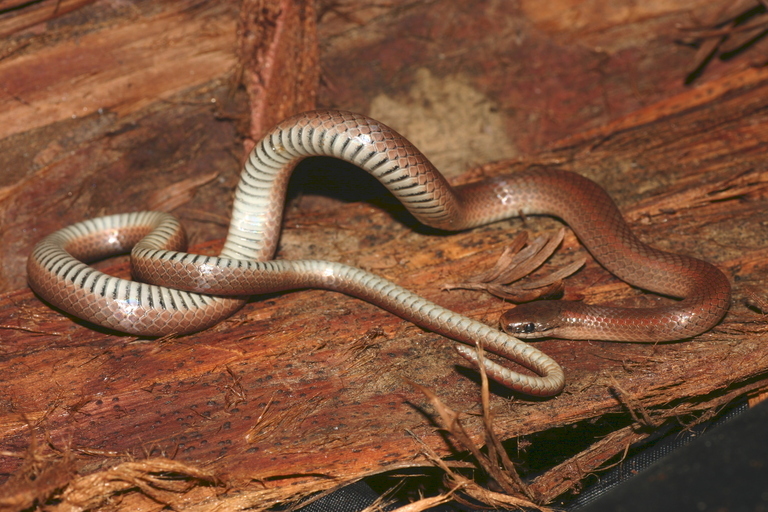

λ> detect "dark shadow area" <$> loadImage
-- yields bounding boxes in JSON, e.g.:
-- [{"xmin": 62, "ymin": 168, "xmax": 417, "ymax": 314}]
[
  {"xmin": 293, "ymin": 398, "xmax": 764, "ymax": 511},
  {"xmin": 286, "ymin": 156, "xmax": 451, "ymax": 236}
]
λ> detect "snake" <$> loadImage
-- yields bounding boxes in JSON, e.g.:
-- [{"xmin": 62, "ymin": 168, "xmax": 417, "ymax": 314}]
[{"xmin": 27, "ymin": 110, "xmax": 731, "ymax": 397}]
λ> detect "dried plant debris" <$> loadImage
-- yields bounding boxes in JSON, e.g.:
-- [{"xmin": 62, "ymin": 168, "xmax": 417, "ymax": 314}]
[
  {"xmin": 680, "ymin": 1, "xmax": 768, "ymax": 83},
  {"xmin": 0, "ymin": 450, "xmax": 217, "ymax": 512},
  {"xmin": 403, "ymin": 346, "xmax": 554, "ymax": 512},
  {"xmin": 745, "ymin": 286, "xmax": 768, "ymax": 315},
  {"xmin": 443, "ymin": 229, "xmax": 585, "ymax": 302}
]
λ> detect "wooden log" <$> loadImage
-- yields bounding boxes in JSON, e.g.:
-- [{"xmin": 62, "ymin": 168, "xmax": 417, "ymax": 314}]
[
  {"xmin": 237, "ymin": 0, "xmax": 319, "ymax": 143},
  {"xmin": 1, "ymin": 0, "xmax": 767, "ymax": 509}
]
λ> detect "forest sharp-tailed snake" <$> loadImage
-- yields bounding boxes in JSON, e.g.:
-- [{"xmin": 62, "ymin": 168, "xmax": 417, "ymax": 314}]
[{"xmin": 27, "ymin": 110, "xmax": 731, "ymax": 397}]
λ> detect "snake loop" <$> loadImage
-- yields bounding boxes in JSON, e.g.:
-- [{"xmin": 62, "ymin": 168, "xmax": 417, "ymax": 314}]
[{"xmin": 27, "ymin": 110, "xmax": 731, "ymax": 397}]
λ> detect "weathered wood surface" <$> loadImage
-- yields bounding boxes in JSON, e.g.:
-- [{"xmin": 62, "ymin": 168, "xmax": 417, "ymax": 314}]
[{"xmin": 1, "ymin": 0, "xmax": 768, "ymax": 509}]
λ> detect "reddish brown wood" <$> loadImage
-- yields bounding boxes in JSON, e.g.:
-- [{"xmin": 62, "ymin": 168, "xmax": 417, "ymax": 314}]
[
  {"xmin": 1, "ymin": 0, "xmax": 767, "ymax": 509},
  {"xmin": 237, "ymin": 0, "xmax": 319, "ymax": 144},
  {"xmin": 0, "ymin": 0, "xmax": 97, "ymax": 39}
]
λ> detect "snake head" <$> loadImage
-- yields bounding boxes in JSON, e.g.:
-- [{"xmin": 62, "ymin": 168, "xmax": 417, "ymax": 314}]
[{"xmin": 500, "ymin": 301, "xmax": 567, "ymax": 339}]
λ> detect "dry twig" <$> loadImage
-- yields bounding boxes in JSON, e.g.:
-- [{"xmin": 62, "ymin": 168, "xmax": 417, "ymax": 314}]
[{"xmin": 404, "ymin": 344, "xmax": 555, "ymax": 511}]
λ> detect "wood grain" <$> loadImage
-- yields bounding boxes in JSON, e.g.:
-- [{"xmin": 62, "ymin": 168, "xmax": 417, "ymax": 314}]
[{"xmin": 1, "ymin": 0, "xmax": 767, "ymax": 509}]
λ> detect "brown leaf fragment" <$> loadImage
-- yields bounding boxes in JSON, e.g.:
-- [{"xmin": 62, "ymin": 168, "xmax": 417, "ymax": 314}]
[
  {"xmin": 461, "ymin": 231, "xmax": 530, "ymax": 284},
  {"xmin": 443, "ymin": 228, "xmax": 584, "ymax": 301}
]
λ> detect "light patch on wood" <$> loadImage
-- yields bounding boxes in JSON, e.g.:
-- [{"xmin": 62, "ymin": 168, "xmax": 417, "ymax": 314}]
[{"xmin": 369, "ymin": 68, "xmax": 517, "ymax": 178}]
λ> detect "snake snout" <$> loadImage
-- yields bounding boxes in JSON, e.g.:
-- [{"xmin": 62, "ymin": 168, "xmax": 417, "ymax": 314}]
[{"xmin": 500, "ymin": 301, "xmax": 566, "ymax": 339}]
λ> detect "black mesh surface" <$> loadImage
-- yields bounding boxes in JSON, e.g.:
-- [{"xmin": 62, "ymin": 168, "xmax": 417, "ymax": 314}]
[{"xmin": 296, "ymin": 399, "xmax": 768, "ymax": 512}]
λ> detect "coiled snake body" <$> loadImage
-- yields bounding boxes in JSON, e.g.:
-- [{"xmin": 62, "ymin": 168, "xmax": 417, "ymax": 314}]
[{"xmin": 27, "ymin": 110, "xmax": 731, "ymax": 397}]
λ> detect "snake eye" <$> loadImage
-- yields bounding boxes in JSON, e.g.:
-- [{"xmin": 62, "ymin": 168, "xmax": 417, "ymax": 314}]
[{"xmin": 523, "ymin": 322, "xmax": 537, "ymax": 334}]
